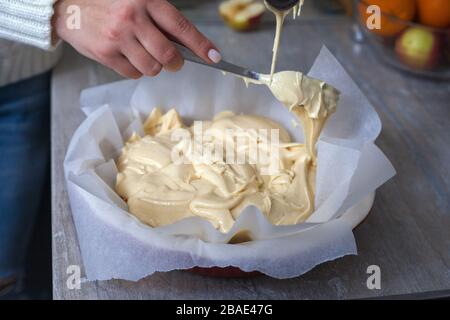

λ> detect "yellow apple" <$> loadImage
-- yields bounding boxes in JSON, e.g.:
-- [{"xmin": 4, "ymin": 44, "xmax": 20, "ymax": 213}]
[{"xmin": 219, "ymin": 0, "xmax": 266, "ymax": 31}]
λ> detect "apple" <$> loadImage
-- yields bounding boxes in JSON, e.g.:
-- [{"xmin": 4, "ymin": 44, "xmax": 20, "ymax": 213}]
[
  {"xmin": 395, "ymin": 27, "xmax": 441, "ymax": 70},
  {"xmin": 219, "ymin": 0, "xmax": 266, "ymax": 31}
]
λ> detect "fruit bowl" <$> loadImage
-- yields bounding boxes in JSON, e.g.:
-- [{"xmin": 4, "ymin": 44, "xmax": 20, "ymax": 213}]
[{"xmin": 354, "ymin": 0, "xmax": 450, "ymax": 80}]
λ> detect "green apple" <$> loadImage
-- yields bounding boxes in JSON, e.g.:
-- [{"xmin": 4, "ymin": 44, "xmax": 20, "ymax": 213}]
[{"xmin": 395, "ymin": 27, "xmax": 441, "ymax": 70}]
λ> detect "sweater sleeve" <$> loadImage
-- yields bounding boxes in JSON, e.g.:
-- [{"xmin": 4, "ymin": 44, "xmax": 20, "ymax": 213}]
[{"xmin": 0, "ymin": 0, "xmax": 59, "ymax": 50}]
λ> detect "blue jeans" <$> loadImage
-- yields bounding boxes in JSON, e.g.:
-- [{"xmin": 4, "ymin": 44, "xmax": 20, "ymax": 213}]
[{"xmin": 0, "ymin": 72, "xmax": 50, "ymax": 280}]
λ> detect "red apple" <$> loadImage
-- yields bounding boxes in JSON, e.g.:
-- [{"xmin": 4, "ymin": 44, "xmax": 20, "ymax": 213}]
[
  {"xmin": 219, "ymin": 0, "xmax": 266, "ymax": 31},
  {"xmin": 395, "ymin": 27, "xmax": 441, "ymax": 70}
]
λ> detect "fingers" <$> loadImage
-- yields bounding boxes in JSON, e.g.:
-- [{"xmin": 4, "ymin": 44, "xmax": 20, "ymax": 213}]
[
  {"xmin": 109, "ymin": 55, "xmax": 143, "ymax": 79},
  {"xmin": 147, "ymin": 0, "xmax": 221, "ymax": 64},
  {"xmin": 77, "ymin": 0, "xmax": 218, "ymax": 79},
  {"xmin": 135, "ymin": 16, "xmax": 184, "ymax": 72},
  {"xmin": 88, "ymin": 39, "xmax": 143, "ymax": 79},
  {"xmin": 121, "ymin": 38, "xmax": 163, "ymax": 77}
]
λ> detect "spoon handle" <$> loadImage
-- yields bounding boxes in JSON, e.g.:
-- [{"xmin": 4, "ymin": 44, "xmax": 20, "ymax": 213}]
[{"xmin": 174, "ymin": 43, "xmax": 261, "ymax": 81}]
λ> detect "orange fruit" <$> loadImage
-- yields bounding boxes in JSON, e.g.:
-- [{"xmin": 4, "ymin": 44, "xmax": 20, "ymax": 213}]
[
  {"xmin": 417, "ymin": 0, "xmax": 450, "ymax": 28},
  {"xmin": 358, "ymin": 0, "xmax": 416, "ymax": 37}
]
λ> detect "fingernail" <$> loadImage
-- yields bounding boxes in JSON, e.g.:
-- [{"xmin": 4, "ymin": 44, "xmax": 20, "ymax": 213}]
[{"xmin": 208, "ymin": 49, "xmax": 222, "ymax": 63}]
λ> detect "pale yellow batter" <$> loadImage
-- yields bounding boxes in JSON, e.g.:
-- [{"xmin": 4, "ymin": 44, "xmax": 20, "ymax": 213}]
[
  {"xmin": 265, "ymin": 0, "xmax": 305, "ymax": 81},
  {"xmin": 246, "ymin": 71, "xmax": 339, "ymax": 164},
  {"xmin": 115, "ymin": 0, "xmax": 340, "ymax": 234},
  {"xmin": 115, "ymin": 71, "xmax": 339, "ymax": 233}
]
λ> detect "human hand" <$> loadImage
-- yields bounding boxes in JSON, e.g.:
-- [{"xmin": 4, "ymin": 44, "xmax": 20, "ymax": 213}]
[{"xmin": 53, "ymin": 0, "xmax": 222, "ymax": 78}]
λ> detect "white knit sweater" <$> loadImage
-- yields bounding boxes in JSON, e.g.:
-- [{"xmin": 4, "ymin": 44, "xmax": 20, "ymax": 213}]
[{"xmin": 0, "ymin": 0, "xmax": 62, "ymax": 87}]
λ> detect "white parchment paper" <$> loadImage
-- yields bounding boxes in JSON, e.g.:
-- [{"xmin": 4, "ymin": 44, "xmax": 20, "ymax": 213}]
[{"xmin": 64, "ymin": 47, "xmax": 395, "ymax": 280}]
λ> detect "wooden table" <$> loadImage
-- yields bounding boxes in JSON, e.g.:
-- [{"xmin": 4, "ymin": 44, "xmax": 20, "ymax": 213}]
[{"xmin": 52, "ymin": 1, "xmax": 450, "ymax": 299}]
